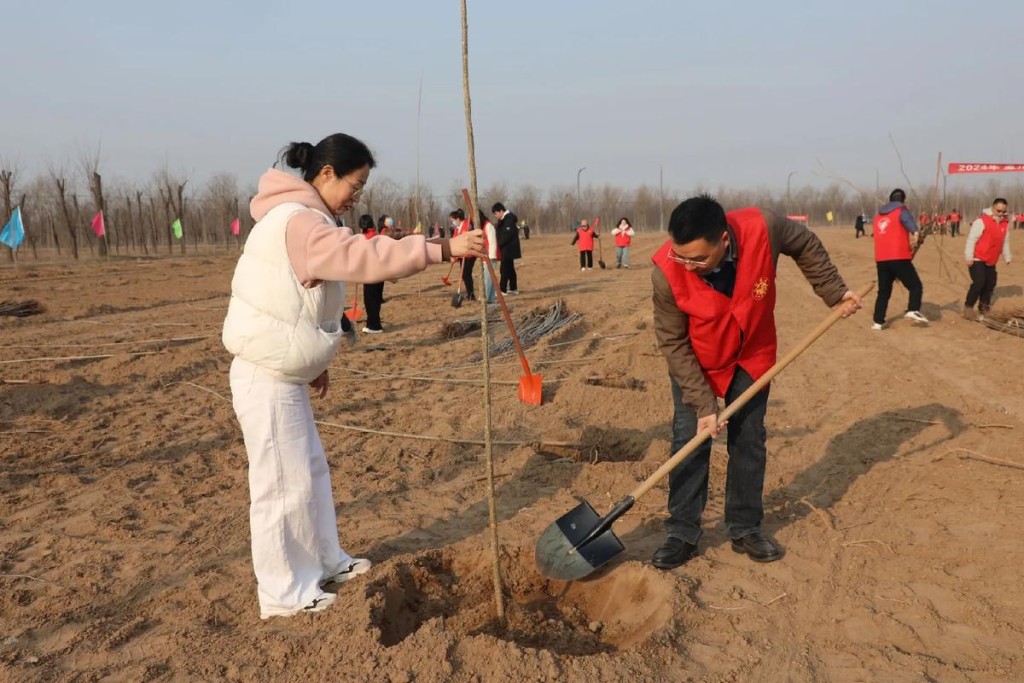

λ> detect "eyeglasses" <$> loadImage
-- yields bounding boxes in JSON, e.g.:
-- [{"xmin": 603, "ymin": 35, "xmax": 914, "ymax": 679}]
[
  {"xmin": 668, "ymin": 251, "xmax": 713, "ymax": 266},
  {"xmin": 343, "ymin": 178, "xmax": 364, "ymax": 200}
]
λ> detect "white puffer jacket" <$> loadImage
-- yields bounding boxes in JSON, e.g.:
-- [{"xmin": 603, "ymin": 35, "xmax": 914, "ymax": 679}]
[{"xmin": 222, "ymin": 202, "xmax": 345, "ymax": 384}]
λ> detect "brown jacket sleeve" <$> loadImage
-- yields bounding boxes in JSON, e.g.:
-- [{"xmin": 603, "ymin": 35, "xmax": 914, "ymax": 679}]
[
  {"xmin": 652, "ymin": 268, "xmax": 719, "ymax": 416},
  {"xmin": 764, "ymin": 209, "xmax": 849, "ymax": 307}
]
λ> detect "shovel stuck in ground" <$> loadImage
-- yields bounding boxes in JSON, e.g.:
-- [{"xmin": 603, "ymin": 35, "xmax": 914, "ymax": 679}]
[
  {"xmin": 594, "ymin": 217, "xmax": 606, "ymax": 269},
  {"xmin": 534, "ymin": 282, "xmax": 875, "ymax": 580},
  {"xmin": 451, "ymin": 259, "xmax": 466, "ymax": 308},
  {"xmin": 461, "ymin": 188, "xmax": 542, "ymax": 405},
  {"xmin": 344, "ymin": 284, "xmax": 362, "ymax": 322}
]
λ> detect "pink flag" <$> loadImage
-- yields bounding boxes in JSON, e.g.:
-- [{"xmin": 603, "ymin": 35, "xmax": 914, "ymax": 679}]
[
  {"xmin": 91, "ymin": 211, "xmax": 106, "ymax": 238},
  {"xmin": 230, "ymin": 218, "xmax": 240, "ymax": 236}
]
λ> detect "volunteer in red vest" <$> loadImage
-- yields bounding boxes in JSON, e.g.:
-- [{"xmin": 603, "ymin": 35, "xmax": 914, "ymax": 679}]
[
  {"xmin": 479, "ymin": 208, "xmax": 500, "ymax": 303},
  {"xmin": 650, "ymin": 194, "xmax": 861, "ymax": 569},
  {"xmin": 872, "ymin": 189, "xmax": 928, "ymax": 330},
  {"xmin": 359, "ymin": 214, "xmax": 387, "ymax": 334},
  {"xmin": 949, "ymin": 208, "xmax": 961, "ymax": 237},
  {"xmin": 449, "ymin": 209, "xmax": 477, "ymax": 301},
  {"xmin": 612, "ymin": 217, "xmax": 636, "ymax": 268},
  {"xmin": 963, "ymin": 198, "xmax": 1013, "ymax": 320},
  {"xmin": 571, "ymin": 219, "xmax": 597, "ymax": 270}
]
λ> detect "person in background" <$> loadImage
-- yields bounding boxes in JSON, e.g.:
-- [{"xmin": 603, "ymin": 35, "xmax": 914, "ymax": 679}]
[
  {"xmin": 492, "ymin": 202, "xmax": 521, "ymax": 294},
  {"xmin": 222, "ymin": 133, "xmax": 481, "ymax": 619},
  {"xmin": 612, "ymin": 217, "xmax": 636, "ymax": 268},
  {"xmin": 571, "ymin": 218, "xmax": 597, "ymax": 270},
  {"xmin": 963, "ymin": 197, "xmax": 1013, "ymax": 320},
  {"xmin": 450, "ymin": 209, "xmax": 476, "ymax": 301},
  {"xmin": 872, "ymin": 189, "xmax": 928, "ymax": 330},
  {"xmin": 522, "ymin": 219, "xmax": 531, "ymax": 240},
  {"xmin": 949, "ymin": 208, "xmax": 961, "ymax": 237},
  {"xmin": 480, "ymin": 209, "xmax": 500, "ymax": 303},
  {"xmin": 359, "ymin": 214, "xmax": 386, "ymax": 334}
]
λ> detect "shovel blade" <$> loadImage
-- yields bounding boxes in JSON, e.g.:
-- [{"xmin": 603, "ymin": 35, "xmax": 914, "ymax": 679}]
[
  {"xmin": 441, "ymin": 277, "xmax": 452, "ymax": 286},
  {"xmin": 517, "ymin": 373, "xmax": 543, "ymax": 405},
  {"xmin": 344, "ymin": 306, "xmax": 362, "ymax": 322},
  {"xmin": 535, "ymin": 500, "xmax": 624, "ymax": 581},
  {"xmin": 451, "ymin": 292, "xmax": 463, "ymax": 309}
]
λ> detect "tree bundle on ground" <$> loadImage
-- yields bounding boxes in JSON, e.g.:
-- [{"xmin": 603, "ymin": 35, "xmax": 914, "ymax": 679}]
[
  {"xmin": 0, "ymin": 300, "xmax": 45, "ymax": 317},
  {"xmin": 470, "ymin": 300, "xmax": 580, "ymax": 360},
  {"xmin": 984, "ymin": 308, "xmax": 1024, "ymax": 338}
]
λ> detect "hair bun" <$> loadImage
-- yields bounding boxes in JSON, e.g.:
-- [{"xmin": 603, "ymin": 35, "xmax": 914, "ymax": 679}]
[{"xmin": 284, "ymin": 141, "xmax": 315, "ymax": 171}]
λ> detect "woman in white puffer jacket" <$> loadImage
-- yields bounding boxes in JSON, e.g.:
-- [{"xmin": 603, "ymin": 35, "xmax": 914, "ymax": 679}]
[{"xmin": 223, "ymin": 133, "xmax": 482, "ymax": 619}]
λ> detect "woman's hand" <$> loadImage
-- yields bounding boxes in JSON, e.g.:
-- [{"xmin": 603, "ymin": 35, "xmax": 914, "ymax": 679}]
[
  {"xmin": 309, "ymin": 370, "xmax": 330, "ymax": 399},
  {"xmin": 450, "ymin": 230, "xmax": 484, "ymax": 258}
]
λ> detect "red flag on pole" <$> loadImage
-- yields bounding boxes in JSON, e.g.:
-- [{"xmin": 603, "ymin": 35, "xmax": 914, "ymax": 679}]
[
  {"xmin": 230, "ymin": 218, "xmax": 240, "ymax": 236},
  {"xmin": 91, "ymin": 211, "xmax": 106, "ymax": 238}
]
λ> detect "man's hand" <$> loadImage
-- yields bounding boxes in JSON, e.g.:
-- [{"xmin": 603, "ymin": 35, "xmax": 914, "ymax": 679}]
[
  {"xmin": 697, "ymin": 412, "xmax": 726, "ymax": 437},
  {"xmin": 309, "ymin": 370, "xmax": 329, "ymax": 399},
  {"xmin": 450, "ymin": 230, "xmax": 484, "ymax": 258},
  {"xmin": 965, "ymin": 258, "xmax": 974, "ymax": 267},
  {"xmin": 834, "ymin": 290, "xmax": 863, "ymax": 318}
]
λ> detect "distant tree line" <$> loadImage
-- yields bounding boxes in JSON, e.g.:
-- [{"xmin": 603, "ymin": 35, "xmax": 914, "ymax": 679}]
[{"xmin": 2, "ymin": 155, "xmax": 1022, "ymax": 261}]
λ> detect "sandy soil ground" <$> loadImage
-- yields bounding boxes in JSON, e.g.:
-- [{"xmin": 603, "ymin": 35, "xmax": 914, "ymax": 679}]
[{"xmin": 1, "ymin": 227, "xmax": 1022, "ymax": 682}]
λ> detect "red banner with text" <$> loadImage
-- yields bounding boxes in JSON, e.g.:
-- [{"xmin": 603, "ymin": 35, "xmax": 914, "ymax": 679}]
[{"xmin": 947, "ymin": 163, "xmax": 1024, "ymax": 175}]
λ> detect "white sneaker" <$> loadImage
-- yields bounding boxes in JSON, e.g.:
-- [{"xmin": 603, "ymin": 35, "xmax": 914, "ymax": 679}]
[
  {"xmin": 322, "ymin": 558, "xmax": 372, "ymax": 586},
  {"xmin": 904, "ymin": 311, "xmax": 929, "ymax": 325},
  {"xmin": 581, "ymin": 267, "xmax": 586, "ymax": 271},
  {"xmin": 260, "ymin": 592, "xmax": 336, "ymax": 620},
  {"xmin": 871, "ymin": 323, "xmax": 884, "ymax": 331},
  {"xmin": 361, "ymin": 327, "xmax": 383, "ymax": 334}
]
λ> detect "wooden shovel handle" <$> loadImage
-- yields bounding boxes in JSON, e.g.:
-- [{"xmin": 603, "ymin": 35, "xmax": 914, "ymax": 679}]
[
  {"xmin": 461, "ymin": 188, "xmax": 534, "ymax": 378},
  {"xmin": 630, "ymin": 282, "xmax": 875, "ymax": 501}
]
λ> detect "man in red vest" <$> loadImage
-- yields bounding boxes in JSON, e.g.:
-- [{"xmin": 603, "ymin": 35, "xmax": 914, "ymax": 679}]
[
  {"xmin": 872, "ymin": 189, "xmax": 928, "ymax": 329},
  {"xmin": 650, "ymin": 195, "xmax": 862, "ymax": 569},
  {"xmin": 949, "ymin": 209, "xmax": 961, "ymax": 237},
  {"xmin": 571, "ymin": 219, "xmax": 597, "ymax": 270},
  {"xmin": 963, "ymin": 198, "xmax": 1013, "ymax": 320}
]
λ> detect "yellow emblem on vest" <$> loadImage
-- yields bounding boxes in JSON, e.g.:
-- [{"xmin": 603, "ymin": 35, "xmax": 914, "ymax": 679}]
[{"xmin": 752, "ymin": 277, "xmax": 769, "ymax": 301}]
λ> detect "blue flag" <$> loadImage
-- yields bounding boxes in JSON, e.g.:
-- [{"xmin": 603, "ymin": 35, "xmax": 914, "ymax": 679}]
[{"xmin": 0, "ymin": 207, "xmax": 24, "ymax": 250}]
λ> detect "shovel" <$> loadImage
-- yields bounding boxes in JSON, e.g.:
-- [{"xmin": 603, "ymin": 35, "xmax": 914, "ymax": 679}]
[
  {"xmin": 461, "ymin": 188, "xmax": 543, "ymax": 405},
  {"xmin": 594, "ymin": 216, "xmax": 606, "ymax": 269},
  {"xmin": 534, "ymin": 282, "xmax": 875, "ymax": 580},
  {"xmin": 441, "ymin": 260, "xmax": 456, "ymax": 287},
  {"xmin": 451, "ymin": 259, "xmax": 466, "ymax": 308},
  {"xmin": 343, "ymin": 283, "xmax": 362, "ymax": 322}
]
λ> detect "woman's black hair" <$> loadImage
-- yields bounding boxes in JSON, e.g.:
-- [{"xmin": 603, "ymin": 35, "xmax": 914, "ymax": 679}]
[
  {"xmin": 280, "ymin": 133, "xmax": 376, "ymax": 183},
  {"xmin": 618, "ymin": 217, "xmax": 632, "ymax": 226},
  {"xmin": 358, "ymin": 214, "xmax": 375, "ymax": 232},
  {"xmin": 449, "ymin": 209, "xmax": 465, "ymax": 220},
  {"xmin": 377, "ymin": 214, "xmax": 390, "ymax": 231}
]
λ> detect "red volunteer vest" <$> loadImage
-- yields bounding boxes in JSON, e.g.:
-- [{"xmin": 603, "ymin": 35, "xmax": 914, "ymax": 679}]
[
  {"xmin": 950, "ymin": 212, "xmax": 960, "ymax": 222},
  {"xmin": 452, "ymin": 219, "xmax": 470, "ymax": 237},
  {"xmin": 614, "ymin": 227, "xmax": 632, "ymax": 247},
  {"xmin": 363, "ymin": 228, "xmax": 378, "ymax": 239},
  {"xmin": 873, "ymin": 208, "xmax": 912, "ymax": 262},
  {"xmin": 576, "ymin": 227, "xmax": 595, "ymax": 251},
  {"xmin": 973, "ymin": 213, "xmax": 1008, "ymax": 266},
  {"xmin": 483, "ymin": 222, "xmax": 501, "ymax": 260},
  {"xmin": 651, "ymin": 208, "xmax": 778, "ymax": 398}
]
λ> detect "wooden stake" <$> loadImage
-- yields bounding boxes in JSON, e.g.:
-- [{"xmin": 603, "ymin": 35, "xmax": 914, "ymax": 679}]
[{"xmin": 461, "ymin": 0, "xmax": 504, "ymax": 625}]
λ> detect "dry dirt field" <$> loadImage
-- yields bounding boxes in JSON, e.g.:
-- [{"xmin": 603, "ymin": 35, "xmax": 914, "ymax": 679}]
[{"xmin": 1, "ymin": 227, "xmax": 1022, "ymax": 682}]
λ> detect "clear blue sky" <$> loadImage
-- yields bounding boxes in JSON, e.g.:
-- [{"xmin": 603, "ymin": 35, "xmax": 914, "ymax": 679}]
[{"xmin": 2, "ymin": 0, "xmax": 1021, "ymax": 195}]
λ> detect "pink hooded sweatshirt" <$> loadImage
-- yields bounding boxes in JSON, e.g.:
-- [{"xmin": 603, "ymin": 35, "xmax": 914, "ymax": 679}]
[{"xmin": 250, "ymin": 169, "xmax": 451, "ymax": 286}]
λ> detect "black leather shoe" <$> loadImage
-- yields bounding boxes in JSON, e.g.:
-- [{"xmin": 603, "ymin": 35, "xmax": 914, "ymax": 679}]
[
  {"xmin": 731, "ymin": 533, "xmax": 782, "ymax": 563},
  {"xmin": 651, "ymin": 537, "xmax": 698, "ymax": 569}
]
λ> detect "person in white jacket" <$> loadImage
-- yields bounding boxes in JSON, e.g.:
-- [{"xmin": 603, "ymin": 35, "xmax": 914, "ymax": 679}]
[
  {"xmin": 612, "ymin": 217, "xmax": 636, "ymax": 268},
  {"xmin": 963, "ymin": 199, "xmax": 1013, "ymax": 320},
  {"xmin": 480, "ymin": 210, "xmax": 500, "ymax": 303},
  {"xmin": 222, "ymin": 133, "xmax": 482, "ymax": 619}
]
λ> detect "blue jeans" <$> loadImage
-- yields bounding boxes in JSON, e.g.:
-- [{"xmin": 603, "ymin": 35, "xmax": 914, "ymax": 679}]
[
  {"xmin": 666, "ymin": 367, "xmax": 769, "ymax": 544},
  {"xmin": 615, "ymin": 246, "xmax": 630, "ymax": 267},
  {"xmin": 482, "ymin": 259, "xmax": 497, "ymax": 303}
]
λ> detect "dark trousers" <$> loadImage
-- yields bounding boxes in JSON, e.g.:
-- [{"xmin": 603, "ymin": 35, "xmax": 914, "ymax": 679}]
[
  {"xmin": 855, "ymin": 226, "xmax": 865, "ymax": 238},
  {"xmin": 950, "ymin": 222, "xmax": 960, "ymax": 237},
  {"xmin": 965, "ymin": 262, "xmax": 997, "ymax": 312},
  {"xmin": 363, "ymin": 281, "xmax": 385, "ymax": 331},
  {"xmin": 873, "ymin": 260, "xmax": 923, "ymax": 325},
  {"xmin": 666, "ymin": 367, "xmax": 769, "ymax": 544},
  {"xmin": 460, "ymin": 257, "xmax": 476, "ymax": 299},
  {"xmin": 579, "ymin": 250, "xmax": 593, "ymax": 268},
  {"xmin": 499, "ymin": 256, "xmax": 518, "ymax": 293}
]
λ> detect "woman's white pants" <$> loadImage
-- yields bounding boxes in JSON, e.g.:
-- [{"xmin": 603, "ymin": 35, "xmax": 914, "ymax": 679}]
[{"xmin": 229, "ymin": 357, "xmax": 352, "ymax": 617}]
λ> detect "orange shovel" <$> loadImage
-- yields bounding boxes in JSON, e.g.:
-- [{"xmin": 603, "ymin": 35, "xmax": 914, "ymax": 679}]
[
  {"xmin": 461, "ymin": 188, "xmax": 542, "ymax": 405},
  {"xmin": 344, "ymin": 283, "xmax": 362, "ymax": 321}
]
